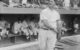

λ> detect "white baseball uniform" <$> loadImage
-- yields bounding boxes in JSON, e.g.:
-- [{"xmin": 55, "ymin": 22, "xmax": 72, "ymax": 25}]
[
  {"xmin": 38, "ymin": 7, "xmax": 60, "ymax": 50},
  {"xmin": 13, "ymin": 22, "xmax": 22, "ymax": 34}
]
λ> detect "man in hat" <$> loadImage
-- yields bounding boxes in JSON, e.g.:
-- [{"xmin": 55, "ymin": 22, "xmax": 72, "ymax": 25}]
[
  {"xmin": 63, "ymin": 0, "xmax": 70, "ymax": 9},
  {"xmin": 38, "ymin": 1, "xmax": 62, "ymax": 50},
  {"xmin": 9, "ymin": 0, "xmax": 19, "ymax": 7}
]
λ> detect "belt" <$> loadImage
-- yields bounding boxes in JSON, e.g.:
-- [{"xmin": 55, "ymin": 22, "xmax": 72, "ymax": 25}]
[{"xmin": 41, "ymin": 28, "xmax": 50, "ymax": 30}]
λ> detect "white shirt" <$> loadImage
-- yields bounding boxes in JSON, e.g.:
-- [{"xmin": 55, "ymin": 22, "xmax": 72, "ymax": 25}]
[
  {"xmin": 0, "ymin": 21, "xmax": 6, "ymax": 27},
  {"xmin": 21, "ymin": 21, "xmax": 29, "ymax": 35},
  {"xmin": 40, "ymin": 8, "xmax": 60, "ymax": 30},
  {"xmin": 22, "ymin": 21, "xmax": 28, "ymax": 28},
  {"xmin": 13, "ymin": 22, "xmax": 22, "ymax": 33},
  {"xmin": 64, "ymin": 0, "xmax": 70, "ymax": 7},
  {"xmin": 22, "ymin": 0, "xmax": 27, "ymax": 4},
  {"xmin": 0, "ymin": 26, "xmax": 8, "ymax": 36}
]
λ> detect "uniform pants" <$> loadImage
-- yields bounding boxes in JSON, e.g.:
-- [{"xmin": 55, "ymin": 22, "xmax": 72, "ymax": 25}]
[{"xmin": 38, "ymin": 29, "xmax": 57, "ymax": 50}]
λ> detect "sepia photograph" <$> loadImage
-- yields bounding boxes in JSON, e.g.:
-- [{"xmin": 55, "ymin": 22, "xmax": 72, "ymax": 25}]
[{"xmin": 0, "ymin": 0, "xmax": 80, "ymax": 50}]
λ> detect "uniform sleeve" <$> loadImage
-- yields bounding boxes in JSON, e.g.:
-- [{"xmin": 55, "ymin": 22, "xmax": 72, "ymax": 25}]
[
  {"xmin": 56, "ymin": 12, "xmax": 60, "ymax": 21},
  {"xmin": 40, "ymin": 11, "xmax": 47, "ymax": 20}
]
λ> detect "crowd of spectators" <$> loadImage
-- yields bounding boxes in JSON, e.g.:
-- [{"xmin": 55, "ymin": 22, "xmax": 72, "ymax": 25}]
[{"xmin": 0, "ymin": 0, "xmax": 80, "ymax": 9}]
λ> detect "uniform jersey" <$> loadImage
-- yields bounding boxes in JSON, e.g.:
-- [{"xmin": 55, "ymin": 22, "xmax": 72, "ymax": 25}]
[
  {"xmin": 39, "ymin": 8, "xmax": 61, "ymax": 50},
  {"xmin": 0, "ymin": 26, "xmax": 8, "ymax": 36},
  {"xmin": 21, "ymin": 21, "xmax": 29, "ymax": 35},
  {"xmin": 40, "ymin": 8, "xmax": 60, "ymax": 30},
  {"xmin": 13, "ymin": 22, "xmax": 22, "ymax": 34}
]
